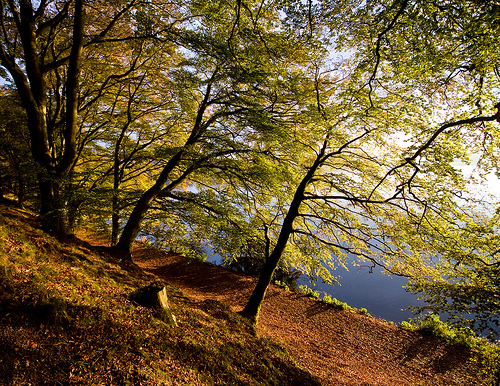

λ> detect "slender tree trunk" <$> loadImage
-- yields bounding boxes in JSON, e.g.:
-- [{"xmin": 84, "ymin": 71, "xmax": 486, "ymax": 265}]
[
  {"xmin": 113, "ymin": 182, "xmax": 163, "ymax": 259},
  {"xmin": 111, "ymin": 193, "xmax": 120, "ymax": 246},
  {"xmin": 16, "ymin": 175, "xmax": 25, "ymax": 208},
  {"xmin": 239, "ymin": 208, "xmax": 297, "ymax": 324},
  {"xmin": 112, "ymin": 145, "xmax": 194, "ymax": 260},
  {"xmin": 239, "ymin": 251, "xmax": 282, "ymax": 324},
  {"xmin": 60, "ymin": 0, "xmax": 83, "ymax": 172},
  {"xmin": 240, "ymin": 142, "xmax": 328, "ymax": 325},
  {"xmin": 111, "ymin": 121, "xmax": 126, "ymax": 246},
  {"xmin": 0, "ymin": 174, "xmax": 4, "ymax": 200}
]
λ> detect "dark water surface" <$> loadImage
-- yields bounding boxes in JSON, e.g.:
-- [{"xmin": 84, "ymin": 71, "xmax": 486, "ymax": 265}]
[
  {"xmin": 297, "ymin": 263, "xmax": 425, "ymax": 323},
  {"xmin": 206, "ymin": 253, "xmax": 424, "ymax": 324}
]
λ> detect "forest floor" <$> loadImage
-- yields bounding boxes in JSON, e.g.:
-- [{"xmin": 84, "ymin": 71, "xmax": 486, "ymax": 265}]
[
  {"xmin": 132, "ymin": 245, "xmax": 490, "ymax": 385},
  {"xmin": 0, "ymin": 201, "xmax": 494, "ymax": 385}
]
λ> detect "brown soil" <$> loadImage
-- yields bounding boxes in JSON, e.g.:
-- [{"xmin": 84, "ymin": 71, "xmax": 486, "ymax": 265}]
[{"xmin": 132, "ymin": 245, "xmax": 489, "ymax": 386}]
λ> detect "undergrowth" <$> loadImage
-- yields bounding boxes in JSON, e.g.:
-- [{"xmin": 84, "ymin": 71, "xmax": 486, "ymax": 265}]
[
  {"xmin": 297, "ymin": 284, "xmax": 372, "ymax": 317},
  {"xmin": 1, "ymin": 203, "xmax": 496, "ymax": 385},
  {"xmin": 296, "ymin": 282, "xmax": 499, "ymax": 383}
]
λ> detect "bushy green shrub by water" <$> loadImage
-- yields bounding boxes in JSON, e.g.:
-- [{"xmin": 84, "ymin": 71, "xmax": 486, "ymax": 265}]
[{"xmin": 297, "ymin": 286, "xmax": 372, "ymax": 317}]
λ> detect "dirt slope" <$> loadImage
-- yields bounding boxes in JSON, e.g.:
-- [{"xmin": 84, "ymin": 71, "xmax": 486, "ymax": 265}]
[{"xmin": 132, "ymin": 246, "xmax": 488, "ymax": 386}]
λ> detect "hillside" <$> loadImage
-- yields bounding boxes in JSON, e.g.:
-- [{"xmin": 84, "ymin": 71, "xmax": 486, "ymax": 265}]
[{"xmin": 0, "ymin": 202, "xmax": 494, "ymax": 385}]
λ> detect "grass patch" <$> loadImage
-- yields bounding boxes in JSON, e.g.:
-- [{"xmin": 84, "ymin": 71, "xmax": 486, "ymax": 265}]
[
  {"xmin": 298, "ymin": 285, "xmax": 372, "ymax": 317},
  {"xmin": 298, "ymin": 285, "xmax": 320, "ymax": 299}
]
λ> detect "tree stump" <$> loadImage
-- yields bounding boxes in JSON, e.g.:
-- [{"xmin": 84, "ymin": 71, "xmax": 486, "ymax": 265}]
[{"xmin": 129, "ymin": 281, "xmax": 177, "ymax": 326}]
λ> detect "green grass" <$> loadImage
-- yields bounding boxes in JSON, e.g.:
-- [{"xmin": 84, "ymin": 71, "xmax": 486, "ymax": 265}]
[
  {"xmin": 0, "ymin": 204, "xmax": 320, "ymax": 385},
  {"xmin": 298, "ymin": 285, "xmax": 372, "ymax": 317}
]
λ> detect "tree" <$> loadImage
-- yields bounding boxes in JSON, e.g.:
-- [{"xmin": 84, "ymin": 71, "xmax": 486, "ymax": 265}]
[
  {"xmin": 78, "ymin": 65, "xmax": 179, "ymax": 244},
  {"xmin": 1, "ymin": 0, "xmax": 498, "ymax": 337},
  {"xmin": 354, "ymin": 0, "xmax": 500, "ymax": 337},
  {"xmin": 0, "ymin": 88, "xmax": 37, "ymax": 206},
  {"xmin": 0, "ymin": 0, "xmax": 163, "ymax": 234},
  {"xmin": 406, "ymin": 211, "xmax": 500, "ymax": 339},
  {"xmin": 112, "ymin": 0, "xmax": 319, "ymax": 259},
  {"xmin": 234, "ymin": 0, "xmax": 500, "ymax": 323},
  {"xmin": 0, "ymin": 0, "xmax": 85, "ymax": 233}
]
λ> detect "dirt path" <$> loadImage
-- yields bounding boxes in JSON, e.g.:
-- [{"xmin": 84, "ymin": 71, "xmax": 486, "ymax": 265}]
[{"xmin": 133, "ymin": 246, "xmax": 487, "ymax": 386}]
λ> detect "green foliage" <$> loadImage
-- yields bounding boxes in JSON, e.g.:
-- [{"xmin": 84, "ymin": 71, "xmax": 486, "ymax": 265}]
[
  {"xmin": 273, "ymin": 280, "xmax": 290, "ymax": 292},
  {"xmin": 1, "ymin": 0, "xmax": 499, "ymax": 340},
  {"xmin": 357, "ymin": 308, "xmax": 371, "ymax": 317},
  {"xmin": 414, "ymin": 314, "xmax": 461, "ymax": 342},
  {"xmin": 0, "ymin": 89, "xmax": 38, "ymax": 207},
  {"xmin": 297, "ymin": 287, "xmax": 370, "ymax": 315},
  {"xmin": 400, "ymin": 314, "xmax": 500, "ymax": 383},
  {"xmin": 321, "ymin": 295, "xmax": 352, "ymax": 311},
  {"xmin": 400, "ymin": 321, "xmax": 417, "ymax": 332},
  {"xmin": 406, "ymin": 213, "xmax": 500, "ymax": 340},
  {"xmin": 298, "ymin": 285, "xmax": 320, "ymax": 299}
]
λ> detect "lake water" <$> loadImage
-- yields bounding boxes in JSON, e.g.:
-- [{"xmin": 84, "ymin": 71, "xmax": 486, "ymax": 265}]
[
  {"xmin": 297, "ymin": 263, "xmax": 425, "ymax": 323},
  {"xmin": 206, "ymin": 254, "xmax": 424, "ymax": 324}
]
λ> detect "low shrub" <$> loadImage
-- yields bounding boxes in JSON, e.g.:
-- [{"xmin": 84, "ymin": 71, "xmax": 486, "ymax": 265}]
[
  {"xmin": 273, "ymin": 280, "xmax": 290, "ymax": 292},
  {"xmin": 357, "ymin": 308, "xmax": 371, "ymax": 317},
  {"xmin": 321, "ymin": 295, "xmax": 351, "ymax": 311},
  {"xmin": 400, "ymin": 320, "xmax": 416, "ymax": 332},
  {"xmin": 298, "ymin": 285, "xmax": 320, "ymax": 299}
]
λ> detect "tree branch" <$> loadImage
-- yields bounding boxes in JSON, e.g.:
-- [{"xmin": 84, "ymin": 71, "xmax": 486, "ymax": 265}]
[
  {"xmin": 367, "ymin": 0, "xmax": 409, "ymax": 109},
  {"xmin": 368, "ymin": 103, "xmax": 500, "ymax": 200},
  {"xmin": 58, "ymin": 0, "xmax": 83, "ymax": 173}
]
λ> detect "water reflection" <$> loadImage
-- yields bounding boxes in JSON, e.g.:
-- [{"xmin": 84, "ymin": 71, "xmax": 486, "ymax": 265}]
[
  {"xmin": 298, "ymin": 263, "xmax": 425, "ymax": 323},
  {"xmin": 206, "ymin": 252, "xmax": 424, "ymax": 324}
]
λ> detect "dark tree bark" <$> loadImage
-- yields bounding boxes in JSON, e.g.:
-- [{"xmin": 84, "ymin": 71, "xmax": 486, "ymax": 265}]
[
  {"xmin": 240, "ymin": 142, "xmax": 328, "ymax": 324},
  {"xmin": 0, "ymin": 0, "xmax": 84, "ymax": 235},
  {"xmin": 111, "ymin": 194, "xmax": 121, "ymax": 246},
  {"xmin": 37, "ymin": 177, "xmax": 68, "ymax": 233}
]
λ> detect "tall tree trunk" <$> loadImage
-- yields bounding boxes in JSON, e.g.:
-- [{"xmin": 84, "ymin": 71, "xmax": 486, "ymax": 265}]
[
  {"xmin": 16, "ymin": 174, "xmax": 25, "ymax": 208},
  {"xmin": 38, "ymin": 176, "xmax": 70, "ymax": 235},
  {"xmin": 239, "ymin": 252, "xmax": 282, "ymax": 324},
  {"xmin": 239, "ymin": 209, "xmax": 297, "ymax": 324},
  {"xmin": 240, "ymin": 142, "xmax": 328, "ymax": 325},
  {"xmin": 111, "ymin": 118, "xmax": 127, "ymax": 246},
  {"xmin": 111, "ymin": 193, "xmax": 120, "ymax": 246}
]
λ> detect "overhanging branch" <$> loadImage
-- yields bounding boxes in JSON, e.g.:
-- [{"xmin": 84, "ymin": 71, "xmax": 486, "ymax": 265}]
[{"xmin": 368, "ymin": 103, "xmax": 500, "ymax": 200}]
